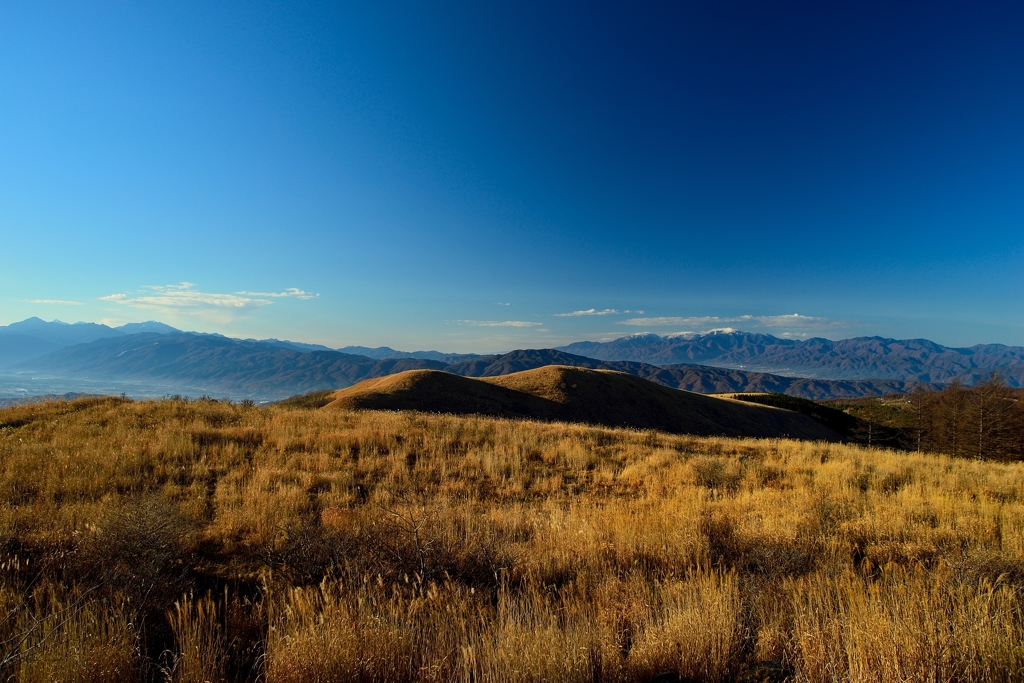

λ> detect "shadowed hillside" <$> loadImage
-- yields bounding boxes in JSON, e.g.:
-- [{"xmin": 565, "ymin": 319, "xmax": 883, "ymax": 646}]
[{"xmin": 325, "ymin": 366, "xmax": 843, "ymax": 441}]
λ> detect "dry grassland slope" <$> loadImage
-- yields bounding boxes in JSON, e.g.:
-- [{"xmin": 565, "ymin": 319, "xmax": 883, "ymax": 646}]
[
  {"xmin": 1, "ymin": 396, "xmax": 1023, "ymax": 681},
  {"xmin": 325, "ymin": 366, "xmax": 843, "ymax": 441}
]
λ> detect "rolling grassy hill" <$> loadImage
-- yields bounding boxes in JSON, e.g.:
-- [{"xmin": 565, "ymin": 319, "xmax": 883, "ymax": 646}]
[{"xmin": 325, "ymin": 365, "xmax": 843, "ymax": 440}]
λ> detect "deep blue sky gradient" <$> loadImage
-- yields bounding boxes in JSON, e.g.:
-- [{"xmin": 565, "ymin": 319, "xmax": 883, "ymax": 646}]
[{"xmin": 2, "ymin": 1, "xmax": 1022, "ymax": 350}]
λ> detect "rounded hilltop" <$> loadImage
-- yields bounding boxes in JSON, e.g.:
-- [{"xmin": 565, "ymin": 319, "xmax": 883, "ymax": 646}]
[{"xmin": 325, "ymin": 365, "xmax": 842, "ymax": 441}]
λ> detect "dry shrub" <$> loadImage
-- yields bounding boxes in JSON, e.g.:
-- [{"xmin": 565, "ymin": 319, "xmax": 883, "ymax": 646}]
[
  {"xmin": 700, "ymin": 508, "xmax": 743, "ymax": 568},
  {"xmin": 265, "ymin": 515, "xmax": 348, "ymax": 586},
  {"xmin": 690, "ymin": 456, "xmax": 743, "ymax": 492},
  {"xmin": 78, "ymin": 495, "xmax": 193, "ymax": 613}
]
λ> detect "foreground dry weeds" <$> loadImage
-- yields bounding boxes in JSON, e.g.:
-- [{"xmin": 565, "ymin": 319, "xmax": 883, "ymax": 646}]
[{"xmin": 0, "ymin": 396, "xmax": 1022, "ymax": 682}]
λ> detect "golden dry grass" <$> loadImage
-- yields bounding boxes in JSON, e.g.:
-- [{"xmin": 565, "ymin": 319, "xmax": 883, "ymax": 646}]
[{"xmin": 0, "ymin": 396, "xmax": 1022, "ymax": 681}]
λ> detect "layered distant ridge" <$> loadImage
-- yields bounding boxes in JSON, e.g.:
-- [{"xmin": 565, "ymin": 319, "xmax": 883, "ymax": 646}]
[
  {"xmin": 5, "ymin": 318, "xmax": 1015, "ymax": 401},
  {"xmin": 558, "ymin": 331, "xmax": 1024, "ymax": 385}
]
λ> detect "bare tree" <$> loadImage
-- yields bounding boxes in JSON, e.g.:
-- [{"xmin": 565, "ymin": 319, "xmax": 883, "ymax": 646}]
[
  {"xmin": 908, "ymin": 383, "xmax": 932, "ymax": 453},
  {"xmin": 970, "ymin": 373, "xmax": 1018, "ymax": 460},
  {"xmin": 939, "ymin": 378, "xmax": 969, "ymax": 458}
]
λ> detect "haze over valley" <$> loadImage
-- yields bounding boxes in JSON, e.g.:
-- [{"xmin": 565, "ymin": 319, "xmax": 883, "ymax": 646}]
[{"xmin": 2, "ymin": 317, "xmax": 1017, "ymax": 402}]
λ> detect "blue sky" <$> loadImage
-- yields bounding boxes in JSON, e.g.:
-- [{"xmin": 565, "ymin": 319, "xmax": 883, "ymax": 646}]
[{"xmin": 2, "ymin": 1, "xmax": 1022, "ymax": 351}]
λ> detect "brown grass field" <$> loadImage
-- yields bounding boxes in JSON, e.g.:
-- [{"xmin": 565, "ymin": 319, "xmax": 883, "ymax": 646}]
[{"xmin": 0, "ymin": 395, "xmax": 1023, "ymax": 682}]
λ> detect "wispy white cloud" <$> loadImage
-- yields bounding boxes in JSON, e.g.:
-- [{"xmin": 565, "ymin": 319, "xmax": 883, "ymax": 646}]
[
  {"xmin": 100, "ymin": 283, "xmax": 269, "ymax": 310},
  {"xmin": 619, "ymin": 316, "xmax": 726, "ymax": 327},
  {"xmin": 555, "ymin": 308, "xmax": 619, "ymax": 317},
  {"xmin": 497, "ymin": 302, "xmax": 511, "ymax": 306},
  {"xmin": 24, "ymin": 299, "xmax": 82, "ymax": 306},
  {"xmin": 752, "ymin": 313, "xmax": 837, "ymax": 328},
  {"xmin": 98, "ymin": 282, "xmax": 316, "ymax": 323},
  {"xmin": 456, "ymin": 320, "xmax": 543, "ymax": 328},
  {"xmin": 235, "ymin": 288, "xmax": 319, "ymax": 300},
  {"xmin": 618, "ymin": 313, "xmax": 844, "ymax": 333},
  {"xmin": 554, "ymin": 308, "xmax": 644, "ymax": 317}
]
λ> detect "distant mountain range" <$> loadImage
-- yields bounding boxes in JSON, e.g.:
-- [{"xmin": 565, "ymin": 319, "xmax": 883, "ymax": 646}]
[
  {"xmin": 2, "ymin": 318, "xmax": 1017, "ymax": 400},
  {"xmin": 0, "ymin": 318, "xmax": 483, "ymax": 368},
  {"xmin": 443, "ymin": 349, "xmax": 936, "ymax": 398},
  {"xmin": 0, "ymin": 317, "xmax": 178, "ymax": 367},
  {"xmin": 12, "ymin": 332, "xmax": 449, "ymax": 398},
  {"xmin": 7, "ymin": 329, "xmax": 937, "ymax": 401},
  {"xmin": 336, "ymin": 345, "xmax": 485, "ymax": 364},
  {"xmin": 557, "ymin": 331, "xmax": 1024, "ymax": 386}
]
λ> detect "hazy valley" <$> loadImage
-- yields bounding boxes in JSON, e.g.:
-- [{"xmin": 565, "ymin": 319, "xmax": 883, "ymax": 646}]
[{"xmin": 1, "ymin": 319, "xmax": 1001, "ymax": 403}]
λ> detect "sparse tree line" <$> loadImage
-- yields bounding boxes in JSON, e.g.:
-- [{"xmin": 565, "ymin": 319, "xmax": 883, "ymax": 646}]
[{"xmin": 832, "ymin": 375, "xmax": 1024, "ymax": 460}]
